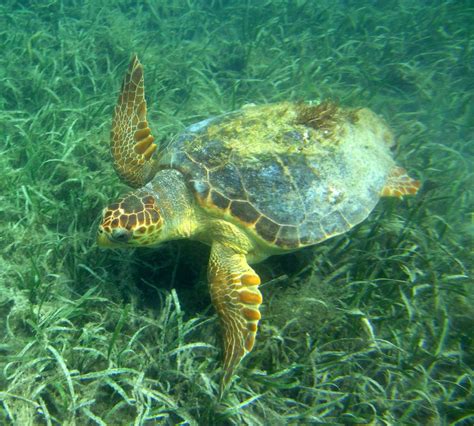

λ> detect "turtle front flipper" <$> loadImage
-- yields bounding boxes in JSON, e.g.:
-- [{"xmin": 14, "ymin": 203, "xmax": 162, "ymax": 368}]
[
  {"xmin": 111, "ymin": 55, "xmax": 158, "ymax": 188},
  {"xmin": 208, "ymin": 242, "xmax": 263, "ymax": 392}
]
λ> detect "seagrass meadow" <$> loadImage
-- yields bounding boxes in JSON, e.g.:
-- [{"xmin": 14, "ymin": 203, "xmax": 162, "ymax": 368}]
[{"xmin": 0, "ymin": 0, "xmax": 472, "ymax": 424}]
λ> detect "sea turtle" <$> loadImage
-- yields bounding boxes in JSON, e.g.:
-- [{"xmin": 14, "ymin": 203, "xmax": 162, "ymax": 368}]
[{"xmin": 97, "ymin": 55, "xmax": 420, "ymax": 389}]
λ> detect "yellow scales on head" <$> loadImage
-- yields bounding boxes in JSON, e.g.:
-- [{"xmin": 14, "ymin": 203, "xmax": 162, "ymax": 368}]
[{"xmin": 97, "ymin": 55, "xmax": 420, "ymax": 392}]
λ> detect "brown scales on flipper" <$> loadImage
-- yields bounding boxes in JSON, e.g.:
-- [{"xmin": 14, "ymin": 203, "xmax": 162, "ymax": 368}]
[
  {"xmin": 208, "ymin": 242, "xmax": 263, "ymax": 391},
  {"xmin": 97, "ymin": 55, "xmax": 420, "ymax": 394},
  {"xmin": 111, "ymin": 55, "xmax": 157, "ymax": 188},
  {"xmin": 382, "ymin": 166, "xmax": 421, "ymax": 198}
]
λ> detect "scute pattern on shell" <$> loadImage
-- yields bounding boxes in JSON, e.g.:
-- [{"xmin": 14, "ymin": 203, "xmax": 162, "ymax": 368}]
[{"xmin": 159, "ymin": 102, "xmax": 395, "ymax": 248}]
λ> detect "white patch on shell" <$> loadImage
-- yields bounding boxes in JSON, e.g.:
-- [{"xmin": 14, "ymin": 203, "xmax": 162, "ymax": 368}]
[
  {"xmin": 192, "ymin": 180, "xmax": 208, "ymax": 195},
  {"xmin": 326, "ymin": 185, "xmax": 344, "ymax": 204},
  {"xmin": 186, "ymin": 117, "xmax": 215, "ymax": 133}
]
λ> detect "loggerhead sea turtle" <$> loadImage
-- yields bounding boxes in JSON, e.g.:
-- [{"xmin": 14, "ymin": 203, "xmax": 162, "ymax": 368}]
[{"xmin": 97, "ymin": 55, "xmax": 420, "ymax": 389}]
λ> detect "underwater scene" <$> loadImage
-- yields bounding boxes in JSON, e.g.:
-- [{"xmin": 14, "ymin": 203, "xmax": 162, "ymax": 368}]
[{"xmin": 0, "ymin": 0, "xmax": 472, "ymax": 424}]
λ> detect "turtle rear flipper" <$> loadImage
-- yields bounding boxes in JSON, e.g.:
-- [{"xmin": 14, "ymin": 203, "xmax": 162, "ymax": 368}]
[
  {"xmin": 381, "ymin": 166, "xmax": 421, "ymax": 198},
  {"xmin": 111, "ymin": 55, "xmax": 158, "ymax": 188}
]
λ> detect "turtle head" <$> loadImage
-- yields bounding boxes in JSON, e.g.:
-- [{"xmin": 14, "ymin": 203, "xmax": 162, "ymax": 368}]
[{"xmin": 97, "ymin": 191, "xmax": 164, "ymax": 248}]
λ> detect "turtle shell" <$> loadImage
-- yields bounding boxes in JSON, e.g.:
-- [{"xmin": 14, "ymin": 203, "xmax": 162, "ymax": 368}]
[{"xmin": 159, "ymin": 102, "xmax": 396, "ymax": 249}]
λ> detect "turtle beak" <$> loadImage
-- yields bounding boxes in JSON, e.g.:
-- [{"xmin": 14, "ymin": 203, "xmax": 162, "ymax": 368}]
[
  {"xmin": 97, "ymin": 226, "xmax": 132, "ymax": 247},
  {"xmin": 110, "ymin": 228, "xmax": 133, "ymax": 243},
  {"xmin": 97, "ymin": 227, "xmax": 114, "ymax": 247}
]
